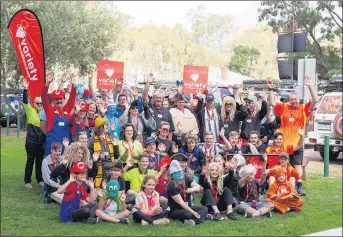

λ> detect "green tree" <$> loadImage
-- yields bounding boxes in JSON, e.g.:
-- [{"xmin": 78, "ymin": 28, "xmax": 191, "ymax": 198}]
[
  {"xmin": 1, "ymin": 1, "xmax": 129, "ymax": 87},
  {"xmin": 230, "ymin": 46, "xmax": 260, "ymax": 77},
  {"xmin": 258, "ymin": 1, "xmax": 342, "ymax": 79}
]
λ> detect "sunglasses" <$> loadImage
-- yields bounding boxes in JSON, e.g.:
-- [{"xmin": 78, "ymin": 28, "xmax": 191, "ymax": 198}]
[
  {"xmin": 161, "ymin": 128, "xmax": 169, "ymax": 133},
  {"xmin": 245, "ymin": 100, "xmax": 253, "ymax": 104},
  {"xmin": 130, "ymin": 106, "xmax": 138, "ymax": 110},
  {"xmin": 35, "ymin": 102, "xmax": 42, "ymax": 105},
  {"xmin": 225, "ymin": 103, "xmax": 233, "ymax": 106}
]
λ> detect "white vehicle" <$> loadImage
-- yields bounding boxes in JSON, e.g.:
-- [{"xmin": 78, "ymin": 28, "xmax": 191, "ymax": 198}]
[{"xmin": 308, "ymin": 91, "xmax": 342, "ymax": 160}]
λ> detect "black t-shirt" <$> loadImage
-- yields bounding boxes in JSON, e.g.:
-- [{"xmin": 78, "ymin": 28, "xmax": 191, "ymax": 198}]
[
  {"xmin": 156, "ymin": 137, "xmax": 173, "ymax": 156},
  {"xmin": 167, "ymin": 176, "xmax": 193, "ymax": 211},
  {"xmin": 238, "ymin": 180, "xmax": 259, "ymax": 203}
]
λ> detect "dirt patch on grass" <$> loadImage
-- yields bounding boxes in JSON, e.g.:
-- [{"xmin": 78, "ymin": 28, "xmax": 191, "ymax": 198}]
[{"xmin": 306, "ymin": 160, "xmax": 342, "ymax": 179}]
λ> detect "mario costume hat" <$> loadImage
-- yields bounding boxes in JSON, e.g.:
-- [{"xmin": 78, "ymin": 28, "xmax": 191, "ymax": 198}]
[
  {"xmin": 144, "ymin": 137, "xmax": 157, "ymax": 147},
  {"xmin": 158, "ymin": 156, "xmax": 172, "ymax": 170},
  {"xmin": 171, "ymin": 153, "xmax": 189, "ymax": 162},
  {"xmin": 279, "ymin": 152, "xmax": 290, "ymax": 159},
  {"xmin": 106, "ymin": 180, "xmax": 120, "ymax": 199},
  {"xmin": 273, "ymin": 165, "xmax": 287, "ymax": 176},
  {"xmin": 169, "ymin": 160, "xmax": 183, "ymax": 174},
  {"xmin": 51, "ymin": 90, "xmax": 65, "ymax": 100},
  {"xmin": 95, "ymin": 117, "xmax": 107, "ymax": 128},
  {"xmin": 83, "ymin": 89, "xmax": 92, "ymax": 97},
  {"xmin": 70, "ymin": 162, "xmax": 88, "ymax": 174},
  {"xmin": 79, "ymin": 102, "xmax": 89, "ymax": 112}
]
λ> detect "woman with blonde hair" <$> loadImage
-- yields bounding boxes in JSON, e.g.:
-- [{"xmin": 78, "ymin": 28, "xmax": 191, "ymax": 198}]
[
  {"xmin": 199, "ymin": 162, "xmax": 238, "ymax": 221},
  {"xmin": 220, "ymin": 96, "xmax": 248, "ymax": 142},
  {"xmin": 50, "ymin": 142, "xmax": 98, "ymax": 186}
]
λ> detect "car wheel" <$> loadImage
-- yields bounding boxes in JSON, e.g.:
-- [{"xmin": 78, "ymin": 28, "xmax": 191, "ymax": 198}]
[
  {"xmin": 334, "ymin": 112, "xmax": 342, "ymax": 138},
  {"xmin": 320, "ymin": 151, "xmax": 340, "ymax": 161},
  {"xmin": 1, "ymin": 121, "xmax": 6, "ymax": 127}
]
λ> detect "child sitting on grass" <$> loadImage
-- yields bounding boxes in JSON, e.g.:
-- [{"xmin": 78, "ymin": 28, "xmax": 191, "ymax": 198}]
[
  {"xmin": 58, "ymin": 162, "xmax": 98, "ymax": 224},
  {"xmin": 236, "ymin": 164, "xmax": 274, "ymax": 218},
  {"xmin": 95, "ymin": 180, "xmax": 130, "ymax": 224},
  {"xmin": 265, "ymin": 166, "xmax": 304, "ymax": 214},
  {"xmin": 132, "ymin": 175, "xmax": 170, "ymax": 226}
]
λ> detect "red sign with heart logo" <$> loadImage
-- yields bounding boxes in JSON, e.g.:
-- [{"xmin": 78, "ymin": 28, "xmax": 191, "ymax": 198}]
[
  {"xmin": 96, "ymin": 60, "xmax": 124, "ymax": 90},
  {"xmin": 182, "ymin": 65, "xmax": 209, "ymax": 94}
]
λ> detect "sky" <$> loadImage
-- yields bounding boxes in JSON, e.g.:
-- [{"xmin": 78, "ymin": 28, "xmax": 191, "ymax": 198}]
[{"xmin": 114, "ymin": 1, "xmax": 262, "ymax": 32}]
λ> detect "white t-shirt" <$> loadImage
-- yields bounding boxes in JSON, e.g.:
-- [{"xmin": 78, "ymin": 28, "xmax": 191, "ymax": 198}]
[{"xmin": 103, "ymin": 199, "xmax": 119, "ymax": 216}]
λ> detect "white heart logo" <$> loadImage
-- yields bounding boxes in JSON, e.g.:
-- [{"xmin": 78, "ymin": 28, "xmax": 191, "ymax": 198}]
[
  {"xmin": 190, "ymin": 73, "xmax": 199, "ymax": 82},
  {"xmin": 105, "ymin": 68, "xmax": 114, "ymax": 78},
  {"xmin": 16, "ymin": 26, "xmax": 26, "ymax": 38}
]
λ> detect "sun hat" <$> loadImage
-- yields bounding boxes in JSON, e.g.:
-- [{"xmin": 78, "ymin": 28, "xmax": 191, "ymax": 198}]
[
  {"xmin": 171, "ymin": 153, "xmax": 189, "ymax": 162},
  {"xmin": 70, "ymin": 162, "xmax": 88, "ymax": 174},
  {"xmin": 144, "ymin": 137, "xmax": 157, "ymax": 147},
  {"xmin": 233, "ymin": 154, "xmax": 246, "ymax": 167}
]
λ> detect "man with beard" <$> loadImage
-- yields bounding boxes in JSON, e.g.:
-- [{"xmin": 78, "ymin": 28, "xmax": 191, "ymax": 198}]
[
  {"xmin": 42, "ymin": 72, "xmax": 76, "ymax": 156},
  {"xmin": 142, "ymin": 73, "xmax": 175, "ymax": 140},
  {"xmin": 241, "ymin": 131, "xmax": 266, "ymax": 154}
]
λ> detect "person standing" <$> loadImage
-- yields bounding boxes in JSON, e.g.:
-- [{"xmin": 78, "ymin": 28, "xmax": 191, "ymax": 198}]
[
  {"xmin": 22, "ymin": 79, "xmax": 46, "ymax": 188},
  {"xmin": 42, "ymin": 72, "xmax": 76, "ymax": 156},
  {"xmin": 267, "ymin": 76, "xmax": 317, "ymax": 196}
]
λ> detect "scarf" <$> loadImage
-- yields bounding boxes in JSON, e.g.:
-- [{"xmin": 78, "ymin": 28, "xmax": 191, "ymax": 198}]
[{"xmin": 94, "ymin": 135, "xmax": 115, "ymax": 187}]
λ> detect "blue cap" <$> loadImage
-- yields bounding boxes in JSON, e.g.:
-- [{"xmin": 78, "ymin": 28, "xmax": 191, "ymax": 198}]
[
  {"xmin": 206, "ymin": 94, "xmax": 215, "ymax": 101},
  {"xmin": 144, "ymin": 137, "xmax": 157, "ymax": 147}
]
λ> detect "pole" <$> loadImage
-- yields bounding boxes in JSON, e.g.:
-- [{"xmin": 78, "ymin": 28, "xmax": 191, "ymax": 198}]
[
  {"xmin": 290, "ymin": 17, "xmax": 295, "ymax": 87},
  {"xmin": 324, "ymin": 136, "xmax": 330, "ymax": 177},
  {"xmin": 16, "ymin": 114, "xmax": 20, "ymax": 137},
  {"xmin": 6, "ymin": 114, "xmax": 9, "ymax": 136}
]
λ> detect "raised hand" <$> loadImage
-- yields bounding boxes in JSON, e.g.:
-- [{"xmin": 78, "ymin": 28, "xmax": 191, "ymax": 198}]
[
  {"xmin": 228, "ymin": 157, "xmax": 238, "ymax": 171},
  {"xmin": 160, "ymin": 163, "xmax": 168, "ymax": 172},
  {"xmin": 237, "ymin": 138, "xmax": 243, "ymax": 149},
  {"xmin": 119, "ymin": 191, "xmax": 126, "ymax": 202},
  {"xmin": 147, "ymin": 73, "xmax": 154, "ymax": 83},
  {"xmin": 151, "ymin": 132, "xmax": 157, "ymax": 138},
  {"xmin": 305, "ymin": 76, "xmax": 312, "ymax": 87},
  {"xmin": 112, "ymin": 136, "xmax": 119, "ymax": 146},
  {"xmin": 123, "ymin": 141, "xmax": 130, "ymax": 150},
  {"xmin": 47, "ymin": 72, "xmax": 54, "ymax": 85},
  {"xmin": 172, "ymin": 143, "xmax": 179, "ymax": 153},
  {"xmin": 228, "ymin": 85, "xmax": 234, "ymax": 95},
  {"xmin": 267, "ymin": 77, "xmax": 273, "ymax": 89},
  {"xmin": 92, "ymin": 151, "xmax": 101, "ymax": 162},
  {"xmin": 101, "ymin": 179, "xmax": 107, "ymax": 190},
  {"xmin": 22, "ymin": 79, "xmax": 29, "ymax": 89},
  {"xmin": 132, "ymin": 87, "xmax": 139, "ymax": 97},
  {"xmin": 262, "ymin": 153, "xmax": 268, "ymax": 163},
  {"xmin": 116, "ymin": 77, "xmax": 124, "ymax": 86},
  {"xmin": 88, "ymin": 178, "xmax": 95, "ymax": 189},
  {"xmin": 97, "ymin": 188, "xmax": 104, "ymax": 198},
  {"xmin": 69, "ymin": 174, "xmax": 76, "ymax": 182},
  {"xmin": 220, "ymin": 127, "xmax": 225, "ymax": 138},
  {"xmin": 70, "ymin": 73, "xmax": 77, "ymax": 86},
  {"xmin": 201, "ymin": 164, "xmax": 208, "ymax": 174},
  {"xmin": 61, "ymin": 72, "xmax": 68, "ymax": 82},
  {"xmin": 62, "ymin": 137, "xmax": 69, "ymax": 149},
  {"xmin": 297, "ymin": 128, "xmax": 304, "ymax": 136}
]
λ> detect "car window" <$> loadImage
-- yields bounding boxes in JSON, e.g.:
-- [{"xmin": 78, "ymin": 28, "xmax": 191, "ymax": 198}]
[{"xmin": 317, "ymin": 95, "xmax": 342, "ymax": 114}]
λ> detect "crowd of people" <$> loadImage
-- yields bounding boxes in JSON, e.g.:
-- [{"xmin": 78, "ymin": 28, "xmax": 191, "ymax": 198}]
[{"xmin": 22, "ymin": 72, "xmax": 317, "ymax": 225}]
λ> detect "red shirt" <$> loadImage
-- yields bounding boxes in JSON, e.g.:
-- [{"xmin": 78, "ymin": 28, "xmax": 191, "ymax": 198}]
[{"xmin": 62, "ymin": 181, "xmax": 89, "ymax": 202}]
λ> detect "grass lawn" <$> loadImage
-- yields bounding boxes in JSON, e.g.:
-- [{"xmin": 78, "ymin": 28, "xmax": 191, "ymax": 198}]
[{"xmin": 1, "ymin": 136, "xmax": 342, "ymax": 236}]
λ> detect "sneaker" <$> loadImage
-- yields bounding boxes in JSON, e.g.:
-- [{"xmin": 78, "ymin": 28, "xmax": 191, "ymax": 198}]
[
  {"xmin": 82, "ymin": 217, "xmax": 98, "ymax": 224},
  {"xmin": 96, "ymin": 217, "xmax": 102, "ymax": 223},
  {"xmin": 264, "ymin": 212, "xmax": 272, "ymax": 218},
  {"xmin": 184, "ymin": 219, "xmax": 196, "ymax": 226},
  {"xmin": 38, "ymin": 182, "xmax": 44, "ymax": 187},
  {"xmin": 227, "ymin": 212, "xmax": 238, "ymax": 220},
  {"xmin": 245, "ymin": 213, "xmax": 253, "ymax": 218},
  {"xmin": 296, "ymin": 182, "xmax": 306, "ymax": 196},
  {"xmin": 141, "ymin": 220, "xmax": 149, "ymax": 226},
  {"xmin": 152, "ymin": 218, "xmax": 170, "ymax": 225},
  {"xmin": 119, "ymin": 218, "xmax": 129, "ymax": 225},
  {"xmin": 213, "ymin": 213, "xmax": 222, "ymax": 221},
  {"xmin": 25, "ymin": 183, "xmax": 33, "ymax": 189},
  {"xmin": 126, "ymin": 204, "xmax": 134, "ymax": 211},
  {"xmin": 289, "ymin": 207, "xmax": 301, "ymax": 213},
  {"xmin": 205, "ymin": 214, "xmax": 213, "ymax": 220}
]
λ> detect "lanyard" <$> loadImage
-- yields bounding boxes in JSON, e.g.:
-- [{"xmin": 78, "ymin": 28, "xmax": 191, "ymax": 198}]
[
  {"xmin": 100, "ymin": 136, "xmax": 108, "ymax": 149},
  {"xmin": 205, "ymin": 144, "xmax": 214, "ymax": 162},
  {"xmin": 244, "ymin": 182, "xmax": 254, "ymax": 202},
  {"xmin": 206, "ymin": 107, "xmax": 214, "ymax": 120},
  {"xmin": 124, "ymin": 141, "xmax": 135, "ymax": 155},
  {"xmin": 177, "ymin": 183, "xmax": 187, "ymax": 201},
  {"xmin": 51, "ymin": 156, "xmax": 58, "ymax": 169}
]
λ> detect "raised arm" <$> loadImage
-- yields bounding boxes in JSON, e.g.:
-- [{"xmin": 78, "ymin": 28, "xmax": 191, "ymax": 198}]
[
  {"xmin": 87, "ymin": 71, "xmax": 97, "ymax": 101},
  {"xmin": 63, "ymin": 73, "xmax": 77, "ymax": 112},
  {"xmin": 58, "ymin": 72, "xmax": 68, "ymax": 91},
  {"xmin": 267, "ymin": 78, "xmax": 276, "ymax": 107},
  {"xmin": 142, "ymin": 73, "xmax": 154, "ymax": 104},
  {"xmin": 293, "ymin": 128, "xmax": 305, "ymax": 151},
  {"xmin": 304, "ymin": 76, "xmax": 318, "ymax": 111}
]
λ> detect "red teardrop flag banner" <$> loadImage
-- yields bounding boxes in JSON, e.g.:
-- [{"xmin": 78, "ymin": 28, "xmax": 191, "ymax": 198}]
[{"xmin": 8, "ymin": 9, "xmax": 45, "ymax": 103}]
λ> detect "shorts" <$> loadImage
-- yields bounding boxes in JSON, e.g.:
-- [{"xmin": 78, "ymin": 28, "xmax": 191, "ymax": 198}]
[
  {"xmin": 290, "ymin": 148, "xmax": 304, "ymax": 166},
  {"xmin": 236, "ymin": 201, "xmax": 274, "ymax": 214}
]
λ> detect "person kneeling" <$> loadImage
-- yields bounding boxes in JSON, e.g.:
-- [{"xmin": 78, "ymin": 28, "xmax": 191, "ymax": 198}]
[
  {"xmin": 265, "ymin": 166, "xmax": 304, "ymax": 214},
  {"xmin": 132, "ymin": 175, "xmax": 170, "ymax": 226},
  {"xmin": 58, "ymin": 162, "xmax": 98, "ymax": 224},
  {"xmin": 167, "ymin": 159, "xmax": 208, "ymax": 226},
  {"xmin": 95, "ymin": 180, "xmax": 130, "ymax": 224}
]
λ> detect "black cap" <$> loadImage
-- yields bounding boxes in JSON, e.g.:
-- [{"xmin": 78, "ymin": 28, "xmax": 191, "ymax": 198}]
[
  {"xmin": 171, "ymin": 153, "xmax": 189, "ymax": 162},
  {"xmin": 205, "ymin": 94, "xmax": 215, "ymax": 101}
]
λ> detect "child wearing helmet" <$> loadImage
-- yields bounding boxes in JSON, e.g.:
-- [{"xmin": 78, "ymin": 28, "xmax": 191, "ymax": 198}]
[
  {"xmin": 58, "ymin": 162, "xmax": 98, "ymax": 224},
  {"xmin": 95, "ymin": 180, "xmax": 130, "ymax": 224}
]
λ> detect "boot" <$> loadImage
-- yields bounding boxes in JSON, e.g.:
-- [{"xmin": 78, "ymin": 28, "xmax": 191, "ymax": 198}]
[{"xmin": 296, "ymin": 182, "xmax": 306, "ymax": 196}]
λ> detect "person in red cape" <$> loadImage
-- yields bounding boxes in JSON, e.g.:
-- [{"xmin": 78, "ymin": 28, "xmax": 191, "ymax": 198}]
[{"xmin": 42, "ymin": 72, "xmax": 76, "ymax": 156}]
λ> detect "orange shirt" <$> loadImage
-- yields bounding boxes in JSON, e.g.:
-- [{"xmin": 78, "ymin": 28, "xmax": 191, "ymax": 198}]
[
  {"xmin": 265, "ymin": 144, "xmax": 294, "ymax": 155},
  {"xmin": 274, "ymin": 102, "xmax": 311, "ymax": 145}
]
